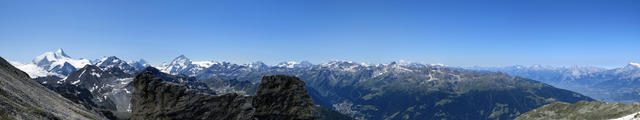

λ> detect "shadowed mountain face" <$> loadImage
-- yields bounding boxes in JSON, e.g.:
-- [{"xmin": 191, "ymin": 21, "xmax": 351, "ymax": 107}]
[
  {"xmin": 131, "ymin": 73, "xmax": 317, "ymax": 120},
  {"xmin": 0, "ymin": 57, "xmax": 106, "ymax": 120}
]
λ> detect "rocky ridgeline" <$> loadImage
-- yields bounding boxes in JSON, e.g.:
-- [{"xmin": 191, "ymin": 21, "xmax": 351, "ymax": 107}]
[{"xmin": 131, "ymin": 73, "xmax": 316, "ymax": 119}]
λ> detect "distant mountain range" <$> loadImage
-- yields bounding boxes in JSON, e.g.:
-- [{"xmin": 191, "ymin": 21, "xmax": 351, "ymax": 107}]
[
  {"xmin": 140, "ymin": 54, "xmax": 592, "ymax": 119},
  {"xmin": 9, "ymin": 49, "xmax": 149, "ymax": 78},
  {"xmin": 8, "ymin": 49, "xmax": 628, "ymax": 119},
  {"xmin": 469, "ymin": 64, "xmax": 640, "ymax": 103}
]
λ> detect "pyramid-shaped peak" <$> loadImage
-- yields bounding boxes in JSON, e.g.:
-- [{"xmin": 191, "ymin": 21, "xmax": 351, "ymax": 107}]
[
  {"xmin": 168, "ymin": 55, "xmax": 192, "ymax": 66},
  {"xmin": 172, "ymin": 55, "xmax": 191, "ymax": 62}
]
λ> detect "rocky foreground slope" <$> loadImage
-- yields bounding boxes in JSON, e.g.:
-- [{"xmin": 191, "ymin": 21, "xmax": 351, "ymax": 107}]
[
  {"xmin": 516, "ymin": 101, "xmax": 640, "ymax": 120},
  {"xmin": 0, "ymin": 57, "xmax": 106, "ymax": 120},
  {"xmin": 131, "ymin": 71, "xmax": 343, "ymax": 119}
]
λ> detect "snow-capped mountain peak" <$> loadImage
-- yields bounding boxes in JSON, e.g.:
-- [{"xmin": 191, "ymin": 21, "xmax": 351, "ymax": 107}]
[
  {"xmin": 96, "ymin": 56, "xmax": 122, "ymax": 67},
  {"xmin": 276, "ymin": 61, "xmax": 312, "ymax": 68},
  {"xmin": 171, "ymin": 55, "xmax": 192, "ymax": 66},
  {"xmin": 33, "ymin": 49, "xmax": 70, "ymax": 65},
  {"xmin": 28, "ymin": 49, "xmax": 91, "ymax": 76},
  {"xmin": 159, "ymin": 55, "xmax": 196, "ymax": 74},
  {"xmin": 247, "ymin": 61, "xmax": 268, "ymax": 69},
  {"xmin": 94, "ymin": 56, "xmax": 137, "ymax": 73},
  {"xmin": 627, "ymin": 62, "xmax": 640, "ymax": 69},
  {"xmin": 277, "ymin": 61, "xmax": 299, "ymax": 68},
  {"xmin": 33, "ymin": 48, "xmax": 71, "ymax": 63},
  {"xmin": 32, "ymin": 48, "xmax": 91, "ymax": 68}
]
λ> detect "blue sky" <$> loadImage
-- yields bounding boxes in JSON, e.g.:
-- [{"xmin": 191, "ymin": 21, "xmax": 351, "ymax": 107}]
[{"xmin": 0, "ymin": 0, "xmax": 638, "ymax": 68}]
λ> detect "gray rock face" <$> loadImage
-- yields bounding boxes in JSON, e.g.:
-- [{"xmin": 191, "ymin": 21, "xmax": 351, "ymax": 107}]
[
  {"xmin": 131, "ymin": 71, "xmax": 254, "ymax": 120},
  {"xmin": 131, "ymin": 73, "xmax": 315, "ymax": 120},
  {"xmin": 0, "ymin": 57, "xmax": 106, "ymax": 120},
  {"xmin": 253, "ymin": 75, "xmax": 315, "ymax": 119}
]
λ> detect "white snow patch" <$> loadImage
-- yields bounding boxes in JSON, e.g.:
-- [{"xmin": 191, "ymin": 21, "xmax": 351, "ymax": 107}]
[
  {"xmin": 90, "ymin": 86, "xmax": 98, "ymax": 92},
  {"xmin": 90, "ymin": 72, "xmax": 101, "ymax": 77},
  {"xmin": 193, "ymin": 61, "xmax": 216, "ymax": 68},
  {"xmin": 78, "ymin": 69, "xmax": 87, "ymax": 78},
  {"xmin": 277, "ymin": 61, "xmax": 299, "ymax": 68},
  {"xmin": 71, "ymin": 80, "xmax": 80, "ymax": 85},
  {"xmin": 630, "ymin": 62, "xmax": 640, "ymax": 69}
]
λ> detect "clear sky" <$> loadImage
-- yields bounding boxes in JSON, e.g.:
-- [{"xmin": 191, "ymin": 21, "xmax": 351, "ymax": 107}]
[{"xmin": 1, "ymin": 0, "xmax": 638, "ymax": 68}]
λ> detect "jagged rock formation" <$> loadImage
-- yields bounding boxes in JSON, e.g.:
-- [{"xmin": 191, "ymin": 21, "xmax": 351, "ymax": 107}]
[
  {"xmin": 253, "ymin": 75, "xmax": 315, "ymax": 119},
  {"xmin": 131, "ymin": 71, "xmax": 253, "ymax": 120},
  {"xmin": 0, "ymin": 57, "xmax": 106, "ymax": 120},
  {"xmin": 516, "ymin": 101, "xmax": 640, "ymax": 120},
  {"xmin": 131, "ymin": 73, "xmax": 317, "ymax": 120}
]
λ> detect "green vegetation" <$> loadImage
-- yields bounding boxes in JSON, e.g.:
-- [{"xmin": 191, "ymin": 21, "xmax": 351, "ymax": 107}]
[
  {"xmin": 0, "ymin": 112, "xmax": 16, "ymax": 120},
  {"xmin": 516, "ymin": 101, "xmax": 640, "ymax": 120}
]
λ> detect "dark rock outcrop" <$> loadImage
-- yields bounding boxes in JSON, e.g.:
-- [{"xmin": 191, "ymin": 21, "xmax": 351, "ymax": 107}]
[
  {"xmin": 139, "ymin": 67, "xmax": 213, "ymax": 94},
  {"xmin": 253, "ymin": 75, "xmax": 315, "ymax": 119},
  {"xmin": 131, "ymin": 71, "xmax": 254, "ymax": 120},
  {"xmin": 131, "ymin": 71, "xmax": 316, "ymax": 120}
]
